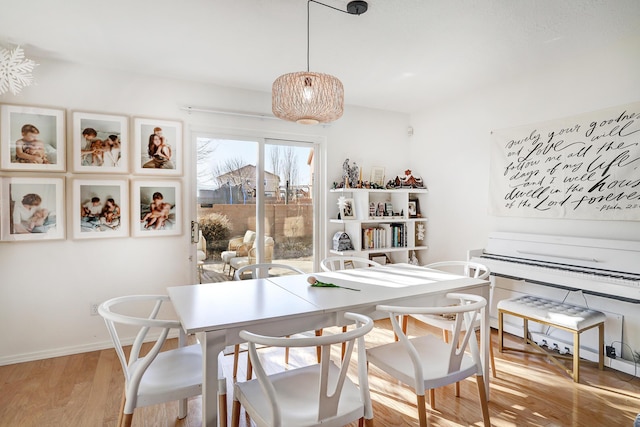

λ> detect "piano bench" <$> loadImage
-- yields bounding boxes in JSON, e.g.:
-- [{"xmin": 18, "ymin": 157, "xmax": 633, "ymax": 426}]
[{"xmin": 497, "ymin": 295, "xmax": 605, "ymax": 383}]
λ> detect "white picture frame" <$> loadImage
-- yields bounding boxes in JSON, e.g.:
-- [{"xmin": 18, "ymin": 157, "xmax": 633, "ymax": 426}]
[
  {"xmin": 133, "ymin": 118, "xmax": 182, "ymax": 176},
  {"xmin": 132, "ymin": 180, "xmax": 182, "ymax": 237},
  {"xmin": 72, "ymin": 179, "xmax": 129, "ymax": 239},
  {"xmin": 341, "ymin": 197, "xmax": 356, "ymax": 220},
  {"xmin": 0, "ymin": 104, "xmax": 66, "ymax": 172},
  {"xmin": 370, "ymin": 166, "xmax": 385, "ymax": 187},
  {"xmin": 1, "ymin": 176, "xmax": 65, "ymax": 241},
  {"xmin": 72, "ymin": 111, "xmax": 128, "ymax": 173}
]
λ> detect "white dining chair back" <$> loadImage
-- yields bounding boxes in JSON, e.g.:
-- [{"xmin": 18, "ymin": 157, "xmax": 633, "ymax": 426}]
[
  {"xmin": 234, "ymin": 262, "xmax": 304, "ymax": 280},
  {"xmin": 231, "ymin": 312, "xmax": 375, "ymax": 427},
  {"xmin": 367, "ymin": 293, "xmax": 490, "ymax": 427},
  {"xmin": 320, "ymin": 256, "xmax": 381, "ymax": 272},
  {"xmin": 99, "ymin": 295, "xmax": 227, "ymax": 427},
  {"xmin": 412, "ymin": 261, "xmax": 495, "ymax": 379},
  {"xmin": 424, "ymin": 260, "xmax": 490, "ymax": 280},
  {"xmin": 232, "ymin": 262, "xmax": 305, "ymax": 380}
]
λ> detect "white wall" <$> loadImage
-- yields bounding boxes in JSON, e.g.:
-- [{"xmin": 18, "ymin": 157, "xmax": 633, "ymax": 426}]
[
  {"xmin": 409, "ymin": 34, "xmax": 640, "ymax": 361},
  {"xmin": 0, "ymin": 59, "xmax": 410, "ymax": 364}
]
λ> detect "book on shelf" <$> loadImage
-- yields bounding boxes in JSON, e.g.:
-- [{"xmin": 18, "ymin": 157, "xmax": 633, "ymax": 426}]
[{"xmin": 389, "ymin": 223, "xmax": 407, "ymax": 248}]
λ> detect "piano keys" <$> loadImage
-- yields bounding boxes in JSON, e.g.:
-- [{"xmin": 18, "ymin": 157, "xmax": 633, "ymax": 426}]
[{"xmin": 469, "ymin": 232, "xmax": 640, "ymax": 303}]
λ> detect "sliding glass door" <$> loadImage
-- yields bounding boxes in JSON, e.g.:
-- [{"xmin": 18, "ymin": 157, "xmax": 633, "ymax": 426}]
[{"xmin": 195, "ymin": 135, "xmax": 316, "ymax": 281}]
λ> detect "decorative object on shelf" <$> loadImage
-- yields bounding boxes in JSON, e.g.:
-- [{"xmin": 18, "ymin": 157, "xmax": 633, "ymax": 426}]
[
  {"xmin": 332, "ymin": 231, "xmax": 354, "ymax": 251},
  {"xmin": 370, "ymin": 166, "xmax": 385, "ymax": 187},
  {"xmin": 271, "ymin": 1, "xmax": 368, "ymax": 125},
  {"xmin": 369, "ymin": 253, "xmax": 390, "ymax": 265},
  {"xmin": 416, "ymin": 222, "xmax": 426, "ymax": 241},
  {"xmin": 409, "ymin": 250, "xmax": 419, "ymax": 265},
  {"xmin": 338, "ymin": 197, "xmax": 356, "ymax": 219},
  {"xmin": 0, "ymin": 45, "xmax": 37, "ymax": 96},
  {"xmin": 386, "ymin": 169, "xmax": 426, "ymax": 189},
  {"xmin": 408, "ymin": 197, "xmax": 421, "ymax": 218},
  {"xmin": 350, "ymin": 161, "xmax": 360, "ymax": 188}
]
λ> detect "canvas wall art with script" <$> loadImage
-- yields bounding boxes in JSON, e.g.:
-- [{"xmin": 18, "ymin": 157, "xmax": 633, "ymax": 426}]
[{"xmin": 489, "ymin": 102, "xmax": 640, "ymax": 221}]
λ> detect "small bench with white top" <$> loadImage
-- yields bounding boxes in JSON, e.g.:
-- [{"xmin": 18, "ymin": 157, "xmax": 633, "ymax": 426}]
[{"xmin": 498, "ymin": 295, "xmax": 605, "ymax": 382}]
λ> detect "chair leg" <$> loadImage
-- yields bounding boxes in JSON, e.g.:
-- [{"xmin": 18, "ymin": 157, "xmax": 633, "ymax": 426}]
[
  {"xmin": 246, "ymin": 354, "xmax": 253, "ymax": 380},
  {"xmin": 442, "ymin": 328, "xmax": 449, "ymax": 343},
  {"xmin": 475, "ymin": 375, "xmax": 491, "ymax": 427},
  {"xmin": 598, "ymin": 323, "xmax": 604, "ymax": 371},
  {"xmin": 429, "ymin": 388, "xmax": 436, "ymax": 409},
  {"xmin": 178, "ymin": 397, "xmax": 188, "ymax": 419},
  {"xmin": 233, "ymin": 344, "xmax": 240, "ymax": 379},
  {"xmin": 573, "ymin": 331, "xmax": 580, "ymax": 383},
  {"xmin": 341, "ymin": 326, "xmax": 348, "ymax": 359},
  {"xmin": 121, "ymin": 413, "xmax": 133, "ymax": 427},
  {"xmin": 315, "ymin": 329, "xmax": 323, "ymax": 362},
  {"xmin": 117, "ymin": 390, "xmax": 126, "ymax": 427},
  {"xmin": 231, "ymin": 398, "xmax": 241, "ymax": 427},
  {"xmin": 218, "ymin": 375, "xmax": 228, "ymax": 427},
  {"xmin": 417, "ymin": 393, "xmax": 428, "ymax": 427},
  {"xmin": 498, "ymin": 310, "xmax": 504, "ymax": 352},
  {"xmin": 490, "ymin": 333, "xmax": 497, "ymax": 378}
]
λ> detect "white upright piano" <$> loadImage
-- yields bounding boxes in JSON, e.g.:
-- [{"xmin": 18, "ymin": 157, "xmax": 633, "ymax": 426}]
[{"xmin": 469, "ymin": 232, "xmax": 640, "ymax": 366}]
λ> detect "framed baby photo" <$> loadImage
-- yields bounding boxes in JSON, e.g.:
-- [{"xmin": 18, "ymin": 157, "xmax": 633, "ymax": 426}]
[
  {"xmin": 1, "ymin": 176, "xmax": 65, "ymax": 241},
  {"xmin": 132, "ymin": 180, "xmax": 181, "ymax": 237},
  {"xmin": 72, "ymin": 112, "xmax": 128, "ymax": 173},
  {"xmin": 341, "ymin": 197, "xmax": 356, "ymax": 220},
  {"xmin": 133, "ymin": 118, "xmax": 182, "ymax": 176},
  {"xmin": 0, "ymin": 104, "xmax": 66, "ymax": 172},
  {"xmin": 72, "ymin": 179, "xmax": 129, "ymax": 239}
]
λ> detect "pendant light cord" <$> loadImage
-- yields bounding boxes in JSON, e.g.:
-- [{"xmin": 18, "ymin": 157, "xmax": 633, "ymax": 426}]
[{"xmin": 306, "ymin": 0, "xmax": 354, "ymax": 72}]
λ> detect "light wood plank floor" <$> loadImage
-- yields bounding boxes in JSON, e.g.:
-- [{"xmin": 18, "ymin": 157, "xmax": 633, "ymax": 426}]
[{"xmin": 1, "ymin": 319, "xmax": 639, "ymax": 426}]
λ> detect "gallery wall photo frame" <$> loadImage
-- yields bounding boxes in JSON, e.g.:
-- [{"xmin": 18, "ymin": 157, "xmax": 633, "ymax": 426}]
[
  {"xmin": 133, "ymin": 118, "xmax": 182, "ymax": 176},
  {"xmin": 0, "ymin": 104, "xmax": 66, "ymax": 172},
  {"xmin": 1, "ymin": 176, "xmax": 65, "ymax": 241},
  {"xmin": 72, "ymin": 179, "xmax": 129, "ymax": 239},
  {"xmin": 72, "ymin": 111, "xmax": 128, "ymax": 173},
  {"xmin": 132, "ymin": 180, "xmax": 182, "ymax": 237}
]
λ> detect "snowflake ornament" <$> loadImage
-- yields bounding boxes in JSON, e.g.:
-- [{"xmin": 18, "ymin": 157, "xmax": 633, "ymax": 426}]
[{"xmin": 0, "ymin": 46, "xmax": 37, "ymax": 96}]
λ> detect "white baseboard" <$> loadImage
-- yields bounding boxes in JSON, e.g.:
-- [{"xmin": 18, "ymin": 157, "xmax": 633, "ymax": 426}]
[{"xmin": 0, "ymin": 330, "xmax": 180, "ymax": 367}]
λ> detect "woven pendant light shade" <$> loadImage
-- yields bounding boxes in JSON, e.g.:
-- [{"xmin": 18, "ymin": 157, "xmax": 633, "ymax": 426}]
[{"xmin": 272, "ymin": 71, "xmax": 344, "ymax": 125}]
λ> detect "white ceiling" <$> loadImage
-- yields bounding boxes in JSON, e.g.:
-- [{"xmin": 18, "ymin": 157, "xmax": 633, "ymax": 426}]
[{"xmin": 1, "ymin": 0, "xmax": 639, "ymax": 114}]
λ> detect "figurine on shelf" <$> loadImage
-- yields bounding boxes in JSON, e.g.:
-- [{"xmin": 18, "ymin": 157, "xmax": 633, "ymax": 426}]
[
  {"xmin": 350, "ymin": 161, "xmax": 360, "ymax": 188},
  {"xmin": 399, "ymin": 169, "xmax": 425, "ymax": 188},
  {"xmin": 342, "ymin": 158, "xmax": 351, "ymax": 188},
  {"xmin": 409, "ymin": 251, "xmax": 419, "ymax": 265}
]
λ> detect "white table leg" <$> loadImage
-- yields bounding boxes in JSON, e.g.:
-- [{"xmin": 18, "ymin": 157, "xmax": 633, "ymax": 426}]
[
  {"xmin": 199, "ymin": 330, "xmax": 226, "ymax": 427},
  {"xmin": 481, "ymin": 286, "xmax": 490, "ymax": 399}
]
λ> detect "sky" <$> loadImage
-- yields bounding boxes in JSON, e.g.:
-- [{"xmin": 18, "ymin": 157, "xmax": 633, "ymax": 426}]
[{"xmin": 196, "ymin": 137, "xmax": 312, "ymax": 190}]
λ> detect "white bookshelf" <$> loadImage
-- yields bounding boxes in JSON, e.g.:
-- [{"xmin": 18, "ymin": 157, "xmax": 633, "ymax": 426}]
[{"xmin": 328, "ymin": 188, "xmax": 428, "ymax": 263}]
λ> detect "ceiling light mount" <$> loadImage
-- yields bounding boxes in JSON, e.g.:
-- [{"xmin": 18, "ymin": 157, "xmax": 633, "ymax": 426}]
[
  {"xmin": 347, "ymin": 1, "xmax": 368, "ymax": 15},
  {"xmin": 272, "ymin": 1, "xmax": 368, "ymax": 125}
]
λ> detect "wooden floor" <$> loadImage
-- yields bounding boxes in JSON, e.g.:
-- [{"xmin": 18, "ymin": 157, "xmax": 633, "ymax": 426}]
[{"xmin": 1, "ymin": 319, "xmax": 639, "ymax": 427}]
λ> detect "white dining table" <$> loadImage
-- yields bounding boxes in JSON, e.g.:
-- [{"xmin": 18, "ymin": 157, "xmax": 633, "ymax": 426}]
[{"xmin": 167, "ymin": 263, "xmax": 490, "ymax": 427}]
